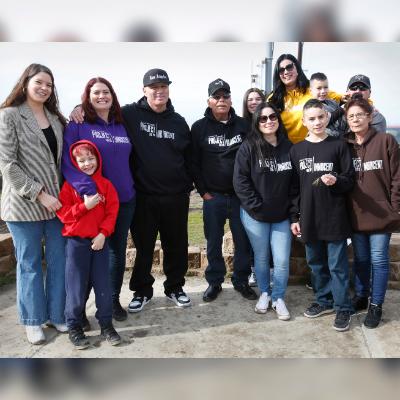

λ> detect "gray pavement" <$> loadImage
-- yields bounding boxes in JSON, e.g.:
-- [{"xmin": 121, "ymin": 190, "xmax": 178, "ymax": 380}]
[{"xmin": 0, "ymin": 275, "xmax": 399, "ymax": 358}]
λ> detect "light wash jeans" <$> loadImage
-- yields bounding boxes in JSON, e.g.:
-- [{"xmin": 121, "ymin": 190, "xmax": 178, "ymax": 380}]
[
  {"xmin": 240, "ymin": 208, "xmax": 291, "ymax": 300},
  {"xmin": 7, "ymin": 218, "xmax": 66, "ymax": 326},
  {"xmin": 352, "ymin": 232, "xmax": 391, "ymax": 305}
]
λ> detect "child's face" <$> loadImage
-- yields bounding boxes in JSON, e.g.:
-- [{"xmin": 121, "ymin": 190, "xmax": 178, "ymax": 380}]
[
  {"xmin": 75, "ymin": 150, "xmax": 98, "ymax": 176},
  {"xmin": 310, "ymin": 79, "xmax": 329, "ymax": 101},
  {"xmin": 302, "ymin": 107, "xmax": 328, "ymax": 137}
]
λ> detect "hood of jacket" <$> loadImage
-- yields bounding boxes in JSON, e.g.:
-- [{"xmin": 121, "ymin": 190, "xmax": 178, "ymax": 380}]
[{"xmin": 69, "ymin": 139, "xmax": 103, "ymax": 180}]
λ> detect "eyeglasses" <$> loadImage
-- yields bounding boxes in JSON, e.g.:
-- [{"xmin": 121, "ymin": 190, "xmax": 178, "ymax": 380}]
[
  {"xmin": 259, "ymin": 113, "xmax": 278, "ymax": 123},
  {"xmin": 349, "ymin": 84, "xmax": 369, "ymax": 91},
  {"xmin": 278, "ymin": 62, "xmax": 295, "ymax": 75},
  {"xmin": 210, "ymin": 94, "xmax": 231, "ymax": 101},
  {"xmin": 347, "ymin": 112, "xmax": 370, "ymax": 121}
]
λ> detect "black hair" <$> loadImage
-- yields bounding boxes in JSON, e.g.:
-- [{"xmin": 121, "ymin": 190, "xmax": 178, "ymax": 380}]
[
  {"xmin": 303, "ymin": 98, "xmax": 325, "ymax": 112},
  {"xmin": 310, "ymin": 72, "xmax": 328, "ymax": 82},
  {"xmin": 268, "ymin": 54, "xmax": 309, "ymax": 112}
]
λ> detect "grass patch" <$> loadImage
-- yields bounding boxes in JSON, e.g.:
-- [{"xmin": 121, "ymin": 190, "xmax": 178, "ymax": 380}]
[
  {"xmin": 0, "ymin": 273, "xmax": 16, "ymax": 287},
  {"xmin": 188, "ymin": 210, "xmax": 206, "ymax": 247}
]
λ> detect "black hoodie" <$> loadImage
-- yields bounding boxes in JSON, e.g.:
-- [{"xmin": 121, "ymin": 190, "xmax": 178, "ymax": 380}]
[
  {"xmin": 122, "ymin": 97, "xmax": 193, "ymax": 195},
  {"xmin": 233, "ymin": 134, "xmax": 293, "ymax": 222},
  {"xmin": 191, "ymin": 107, "xmax": 249, "ymax": 196}
]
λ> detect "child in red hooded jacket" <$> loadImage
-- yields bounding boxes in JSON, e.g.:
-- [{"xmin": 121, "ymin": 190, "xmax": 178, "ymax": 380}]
[{"xmin": 57, "ymin": 140, "xmax": 121, "ymax": 349}]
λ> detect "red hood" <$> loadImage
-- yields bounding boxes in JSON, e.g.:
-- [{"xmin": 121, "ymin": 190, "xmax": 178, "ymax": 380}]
[{"xmin": 69, "ymin": 139, "xmax": 103, "ymax": 179}]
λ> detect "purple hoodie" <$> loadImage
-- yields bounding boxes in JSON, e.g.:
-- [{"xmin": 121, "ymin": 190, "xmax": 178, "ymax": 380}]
[{"xmin": 62, "ymin": 118, "xmax": 135, "ymax": 202}]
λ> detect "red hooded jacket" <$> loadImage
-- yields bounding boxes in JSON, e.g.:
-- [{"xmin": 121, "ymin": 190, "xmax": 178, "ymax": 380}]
[{"xmin": 57, "ymin": 140, "xmax": 119, "ymax": 238}]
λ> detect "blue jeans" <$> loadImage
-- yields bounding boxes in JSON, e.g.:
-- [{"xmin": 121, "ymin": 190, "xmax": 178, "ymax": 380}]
[
  {"xmin": 203, "ymin": 193, "xmax": 251, "ymax": 286},
  {"xmin": 109, "ymin": 197, "xmax": 136, "ymax": 301},
  {"xmin": 7, "ymin": 218, "xmax": 66, "ymax": 326},
  {"xmin": 305, "ymin": 240, "xmax": 352, "ymax": 312},
  {"xmin": 352, "ymin": 232, "xmax": 391, "ymax": 305},
  {"xmin": 240, "ymin": 208, "xmax": 291, "ymax": 300}
]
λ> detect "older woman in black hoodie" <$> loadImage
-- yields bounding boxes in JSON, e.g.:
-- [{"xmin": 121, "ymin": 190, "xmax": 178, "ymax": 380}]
[
  {"xmin": 345, "ymin": 96, "xmax": 400, "ymax": 329},
  {"xmin": 234, "ymin": 102, "xmax": 293, "ymax": 320}
]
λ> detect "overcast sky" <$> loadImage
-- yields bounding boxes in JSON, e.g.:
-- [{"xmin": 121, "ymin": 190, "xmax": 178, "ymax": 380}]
[{"xmin": 0, "ymin": 42, "xmax": 399, "ymax": 126}]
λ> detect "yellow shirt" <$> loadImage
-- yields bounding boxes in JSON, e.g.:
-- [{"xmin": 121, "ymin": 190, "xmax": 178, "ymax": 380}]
[{"xmin": 268, "ymin": 88, "xmax": 342, "ymax": 144}]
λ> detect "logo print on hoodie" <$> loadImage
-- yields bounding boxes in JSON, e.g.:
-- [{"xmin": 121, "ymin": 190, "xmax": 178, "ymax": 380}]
[
  {"xmin": 299, "ymin": 157, "xmax": 333, "ymax": 173},
  {"xmin": 140, "ymin": 122, "xmax": 175, "ymax": 140},
  {"xmin": 208, "ymin": 134, "xmax": 242, "ymax": 147},
  {"xmin": 352, "ymin": 157, "xmax": 383, "ymax": 172},
  {"xmin": 259, "ymin": 158, "xmax": 292, "ymax": 172}
]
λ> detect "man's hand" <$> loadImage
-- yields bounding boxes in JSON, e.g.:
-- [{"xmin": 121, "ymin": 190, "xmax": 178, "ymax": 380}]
[
  {"xmin": 291, "ymin": 222, "xmax": 301, "ymax": 236},
  {"xmin": 320, "ymin": 173, "xmax": 337, "ymax": 186},
  {"xmin": 38, "ymin": 191, "xmax": 62, "ymax": 212},
  {"xmin": 91, "ymin": 233, "xmax": 105, "ymax": 251},
  {"xmin": 202, "ymin": 192, "xmax": 214, "ymax": 200},
  {"xmin": 84, "ymin": 193, "xmax": 101, "ymax": 210},
  {"xmin": 69, "ymin": 105, "xmax": 85, "ymax": 123}
]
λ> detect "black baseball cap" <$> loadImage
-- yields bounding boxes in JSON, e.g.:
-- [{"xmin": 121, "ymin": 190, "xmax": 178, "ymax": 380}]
[
  {"xmin": 143, "ymin": 68, "xmax": 172, "ymax": 87},
  {"xmin": 347, "ymin": 74, "xmax": 371, "ymax": 89},
  {"xmin": 208, "ymin": 78, "xmax": 231, "ymax": 96}
]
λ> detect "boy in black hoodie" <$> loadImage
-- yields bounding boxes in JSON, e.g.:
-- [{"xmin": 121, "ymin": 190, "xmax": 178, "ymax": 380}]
[
  {"xmin": 192, "ymin": 79, "xmax": 255, "ymax": 302},
  {"xmin": 290, "ymin": 99, "xmax": 354, "ymax": 332}
]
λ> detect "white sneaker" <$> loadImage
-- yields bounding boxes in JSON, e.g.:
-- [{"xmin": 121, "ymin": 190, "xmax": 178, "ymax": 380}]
[
  {"xmin": 52, "ymin": 323, "xmax": 68, "ymax": 333},
  {"xmin": 248, "ymin": 272, "xmax": 257, "ymax": 287},
  {"xmin": 254, "ymin": 292, "xmax": 270, "ymax": 314},
  {"xmin": 26, "ymin": 325, "xmax": 45, "ymax": 345},
  {"xmin": 272, "ymin": 298, "xmax": 291, "ymax": 321}
]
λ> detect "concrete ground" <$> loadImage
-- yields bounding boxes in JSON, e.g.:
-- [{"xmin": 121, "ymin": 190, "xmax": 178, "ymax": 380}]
[{"xmin": 0, "ymin": 274, "xmax": 399, "ymax": 358}]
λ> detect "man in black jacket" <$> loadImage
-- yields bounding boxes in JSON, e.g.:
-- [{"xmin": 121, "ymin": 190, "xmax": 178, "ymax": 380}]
[
  {"xmin": 191, "ymin": 79, "xmax": 256, "ymax": 302},
  {"xmin": 122, "ymin": 69, "xmax": 193, "ymax": 313}
]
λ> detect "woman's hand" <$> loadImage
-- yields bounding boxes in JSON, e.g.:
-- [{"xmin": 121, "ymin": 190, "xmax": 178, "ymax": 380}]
[
  {"xmin": 91, "ymin": 233, "xmax": 105, "ymax": 251},
  {"xmin": 69, "ymin": 106, "xmax": 85, "ymax": 123},
  {"xmin": 37, "ymin": 191, "xmax": 62, "ymax": 212},
  {"xmin": 83, "ymin": 193, "xmax": 101, "ymax": 210},
  {"xmin": 320, "ymin": 173, "xmax": 337, "ymax": 186},
  {"xmin": 202, "ymin": 192, "xmax": 214, "ymax": 200}
]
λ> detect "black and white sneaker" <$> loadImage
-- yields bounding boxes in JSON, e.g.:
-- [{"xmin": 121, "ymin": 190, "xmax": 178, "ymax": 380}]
[
  {"xmin": 333, "ymin": 311, "xmax": 351, "ymax": 332},
  {"xmin": 166, "ymin": 290, "xmax": 192, "ymax": 307},
  {"xmin": 128, "ymin": 295, "xmax": 151, "ymax": 313}
]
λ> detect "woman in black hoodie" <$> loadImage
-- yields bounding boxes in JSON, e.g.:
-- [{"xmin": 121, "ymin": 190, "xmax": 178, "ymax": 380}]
[{"xmin": 234, "ymin": 102, "xmax": 293, "ymax": 320}]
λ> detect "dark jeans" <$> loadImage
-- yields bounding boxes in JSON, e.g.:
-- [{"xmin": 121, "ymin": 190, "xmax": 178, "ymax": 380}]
[
  {"xmin": 129, "ymin": 193, "xmax": 189, "ymax": 297},
  {"xmin": 305, "ymin": 240, "xmax": 352, "ymax": 312},
  {"xmin": 352, "ymin": 232, "xmax": 391, "ymax": 305},
  {"xmin": 109, "ymin": 198, "xmax": 136, "ymax": 301},
  {"xmin": 203, "ymin": 192, "xmax": 251, "ymax": 286},
  {"xmin": 65, "ymin": 237, "xmax": 112, "ymax": 328}
]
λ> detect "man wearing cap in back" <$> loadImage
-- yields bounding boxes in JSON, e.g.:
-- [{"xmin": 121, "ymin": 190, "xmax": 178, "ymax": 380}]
[
  {"xmin": 191, "ymin": 78, "xmax": 256, "ymax": 302},
  {"xmin": 121, "ymin": 68, "xmax": 193, "ymax": 313},
  {"xmin": 344, "ymin": 74, "xmax": 387, "ymax": 133}
]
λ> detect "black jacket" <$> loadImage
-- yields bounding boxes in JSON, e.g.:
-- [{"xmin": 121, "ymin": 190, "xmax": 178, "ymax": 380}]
[
  {"xmin": 191, "ymin": 107, "xmax": 249, "ymax": 196},
  {"xmin": 122, "ymin": 97, "xmax": 193, "ymax": 195},
  {"xmin": 233, "ymin": 134, "xmax": 293, "ymax": 222}
]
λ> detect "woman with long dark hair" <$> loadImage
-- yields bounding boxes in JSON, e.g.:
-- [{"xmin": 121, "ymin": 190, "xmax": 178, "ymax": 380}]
[
  {"xmin": 62, "ymin": 77, "xmax": 135, "ymax": 325},
  {"xmin": 344, "ymin": 96, "xmax": 400, "ymax": 328},
  {"xmin": 0, "ymin": 64, "xmax": 67, "ymax": 344},
  {"xmin": 242, "ymin": 88, "xmax": 264, "ymax": 122},
  {"xmin": 268, "ymin": 53, "xmax": 341, "ymax": 144},
  {"xmin": 233, "ymin": 102, "xmax": 293, "ymax": 320}
]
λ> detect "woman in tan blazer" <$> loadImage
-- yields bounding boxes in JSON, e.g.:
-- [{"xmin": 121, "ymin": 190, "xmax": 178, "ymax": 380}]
[{"xmin": 0, "ymin": 64, "xmax": 67, "ymax": 344}]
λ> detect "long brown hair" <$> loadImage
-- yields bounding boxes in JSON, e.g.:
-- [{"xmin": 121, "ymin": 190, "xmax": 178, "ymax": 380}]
[
  {"xmin": 0, "ymin": 63, "xmax": 67, "ymax": 126},
  {"xmin": 242, "ymin": 88, "xmax": 265, "ymax": 122},
  {"xmin": 81, "ymin": 77, "xmax": 123, "ymax": 124}
]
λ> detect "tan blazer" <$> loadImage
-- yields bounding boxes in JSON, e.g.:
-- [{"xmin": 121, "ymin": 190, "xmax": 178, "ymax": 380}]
[{"xmin": 0, "ymin": 102, "xmax": 64, "ymax": 221}]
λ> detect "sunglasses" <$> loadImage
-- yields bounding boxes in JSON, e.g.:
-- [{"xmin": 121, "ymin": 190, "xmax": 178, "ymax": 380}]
[
  {"xmin": 278, "ymin": 62, "xmax": 295, "ymax": 75},
  {"xmin": 210, "ymin": 94, "xmax": 231, "ymax": 100},
  {"xmin": 259, "ymin": 113, "xmax": 278, "ymax": 123},
  {"xmin": 349, "ymin": 84, "xmax": 369, "ymax": 91}
]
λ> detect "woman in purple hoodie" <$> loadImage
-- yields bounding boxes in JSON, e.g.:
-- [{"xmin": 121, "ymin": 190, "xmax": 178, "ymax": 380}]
[{"xmin": 62, "ymin": 77, "xmax": 135, "ymax": 324}]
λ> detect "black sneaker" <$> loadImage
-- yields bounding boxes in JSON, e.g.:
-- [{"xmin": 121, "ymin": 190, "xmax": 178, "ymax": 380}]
[
  {"xmin": 82, "ymin": 315, "xmax": 91, "ymax": 332},
  {"xmin": 351, "ymin": 295, "xmax": 369, "ymax": 312},
  {"xmin": 101, "ymin": 324, "xmax": 122, "ymax": 346},
  {"xmin": 234, "ymin": 283, "xmax": 258, "ymax": 300},
  {"xmin": 333, "ymin": 311, "xmax": 351, "ymax": 332},
  {"xmin": 166, "ymin": 290, "xmax": 191, "ymax": 307},
  {"xmin": 202, "ymin": 285, "xmax": 222, "ymax": 302},
  {"xmin": 69, "ymin": 327, "xmax": 90, "ymax": 350},
  {"xmin": 364, "ymin": 303, "xmax": 382, "ymax": 329},
  {"xmin": 112, "ymin": 299, "xmax": 128, "ymax": 321},
  {"xmin": 128, "ymin": 295, "xmax": 151, "ymax": 313},
  {"xmin": 304, "ymin": 303, "xmax": 334, "ymax": 318}
]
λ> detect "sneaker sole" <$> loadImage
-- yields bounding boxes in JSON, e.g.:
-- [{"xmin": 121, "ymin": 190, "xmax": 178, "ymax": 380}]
[
  {"xmin": 333, "ymin": 322, "xmax": 351, "ymax": 332},
  {"xmin": 254, "ymin": 307, "xmax": 267, "ymax": 314},
  {"xmin": 128, "ymin": 298, "xmax": 151, "ymax": 313},
  {"xmin": 304, "ymin": 308, "xmax": 335, "ymax": 318},
  {"xmin": 166, "ymin": 296, "xmax": 192, "ymax": 307},
  {"xmin": 74, "ymin": 343, "xmax": 90, "ymax": 350}
]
